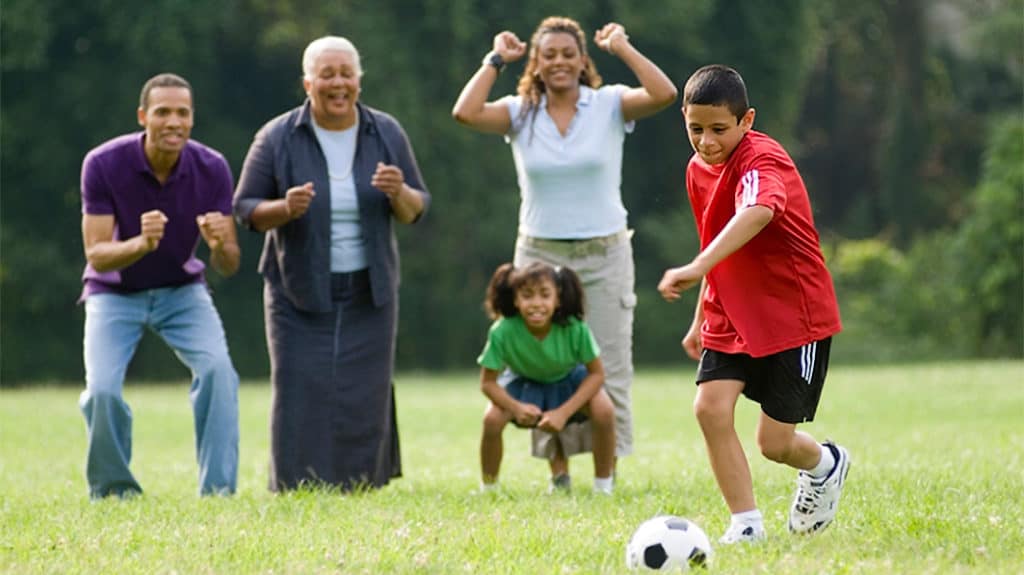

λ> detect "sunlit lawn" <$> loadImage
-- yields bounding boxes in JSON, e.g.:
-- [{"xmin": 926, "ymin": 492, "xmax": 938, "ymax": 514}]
[{"xmin": 2, "ymin": 361, "xmax": 1022, "ymax": 574}]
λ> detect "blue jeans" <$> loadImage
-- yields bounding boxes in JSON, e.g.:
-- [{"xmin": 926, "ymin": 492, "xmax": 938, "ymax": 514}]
[{"xmin": 79, "ymin": 283, "xmax": 239, "ymax": 498}]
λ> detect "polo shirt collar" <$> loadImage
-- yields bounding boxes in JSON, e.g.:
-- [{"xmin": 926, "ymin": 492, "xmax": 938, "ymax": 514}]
[
  {"xmin": 133, "ymin": 131, "xmax": 191, "ymax": 184},
  {"xmin": 539, "ymin": 85, "xmax": 595, "ymax": 110}
]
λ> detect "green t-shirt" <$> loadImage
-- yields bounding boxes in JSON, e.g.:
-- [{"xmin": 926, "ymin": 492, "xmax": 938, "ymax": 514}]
[{"xmin": 477, "ymin": 316, "xmax": 601, "ymax": 384}]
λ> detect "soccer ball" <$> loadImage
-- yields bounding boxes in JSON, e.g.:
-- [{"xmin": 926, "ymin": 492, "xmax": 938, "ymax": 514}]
[{"xmin": 625, "ymin": 515, "xmax": 712, "ymax": 571}]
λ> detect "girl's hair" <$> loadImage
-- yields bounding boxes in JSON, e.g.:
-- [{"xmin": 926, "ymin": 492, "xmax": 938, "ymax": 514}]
[
  {"xmin": 485, "ymin": 262, "xmax": 585, "ymax": 325},
  {"xmin": 682, "ymin": 64, "xmax": 749, "ymax": 122},
  {"xmin": 515, "ymin": 16, "xmax": 603, "ymax": 140}
]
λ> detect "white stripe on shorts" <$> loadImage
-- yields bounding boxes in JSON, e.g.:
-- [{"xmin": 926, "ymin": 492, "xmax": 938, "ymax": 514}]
[{"xmin": 800, "ymin": 341, "xmax": 817, "ymax": 384}]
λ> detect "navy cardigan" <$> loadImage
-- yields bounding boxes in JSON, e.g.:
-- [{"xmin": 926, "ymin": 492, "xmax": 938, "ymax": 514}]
[{"xmin": 233, "ymin": 101, "xmax": 430, "ymax": 312}]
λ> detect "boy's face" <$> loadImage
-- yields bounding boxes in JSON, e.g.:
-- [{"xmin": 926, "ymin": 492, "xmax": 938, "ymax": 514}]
[{"xmin": 682, "ymin": 104, "xmax": 755, "ymax": 165}]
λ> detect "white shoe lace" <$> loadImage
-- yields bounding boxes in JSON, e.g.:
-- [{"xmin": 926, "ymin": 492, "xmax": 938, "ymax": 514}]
[{"xmin": 793, "ymin": 473, "xmax": 826, "ymax": 514}]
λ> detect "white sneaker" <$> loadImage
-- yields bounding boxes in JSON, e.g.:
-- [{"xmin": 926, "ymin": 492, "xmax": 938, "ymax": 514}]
[
  {"xmin": 719, "ymin": 522, "xmax": 766, "ymax": 544},
  {"xmin": 788, "ymin": 441, "xmax": 851, "ymax": 534}
]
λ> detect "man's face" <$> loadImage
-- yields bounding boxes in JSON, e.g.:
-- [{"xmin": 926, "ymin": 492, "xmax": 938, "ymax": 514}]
[
  {"xmin": 137, "ymin": 86, "xmax": 193, "ymax": 157},
  {"xmin": 682, "ymin": 103, "xmax": 754, "ymax": 165}
]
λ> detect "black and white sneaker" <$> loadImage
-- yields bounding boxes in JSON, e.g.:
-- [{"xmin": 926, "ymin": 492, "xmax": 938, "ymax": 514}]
[{"xmin": 788, "ymin": 441, "xmax": 851, "ymax": 534}]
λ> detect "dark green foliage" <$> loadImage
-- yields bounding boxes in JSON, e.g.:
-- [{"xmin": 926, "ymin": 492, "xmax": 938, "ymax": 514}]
[{"xmin": 1, "ymin": 0, "xmax": 1020, "ymax": 383}]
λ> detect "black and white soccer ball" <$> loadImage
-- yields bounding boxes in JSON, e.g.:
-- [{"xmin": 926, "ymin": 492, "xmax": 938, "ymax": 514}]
[{"xmin": 625, "ymin": 515, "xmax": 712, "ymax": 571}]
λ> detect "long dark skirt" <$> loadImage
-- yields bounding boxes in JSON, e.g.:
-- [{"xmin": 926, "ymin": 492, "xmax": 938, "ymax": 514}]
[{"xmin": 264, "ymin": 270, "xmax": 401, "ymax": 492}]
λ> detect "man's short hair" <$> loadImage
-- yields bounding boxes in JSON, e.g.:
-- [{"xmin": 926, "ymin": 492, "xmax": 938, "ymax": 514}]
[
  {"xmin": 683, "ymin": 65, "xmax": 750, "ymax": 122},
  {"xmin": 139, "ymin": 73, "xmax": 192, "ymax": 111},
  {"xmin": 302, "ymin": 36, "xmax": 363, "ymax": 80}
]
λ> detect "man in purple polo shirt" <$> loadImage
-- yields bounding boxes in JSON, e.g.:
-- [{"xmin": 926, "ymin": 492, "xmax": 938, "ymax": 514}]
[{"xmin": 78, "ymin": 73, "xmax": 241, "ymax": 498}]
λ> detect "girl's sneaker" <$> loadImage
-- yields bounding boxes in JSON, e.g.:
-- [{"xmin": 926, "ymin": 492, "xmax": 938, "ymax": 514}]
[
  {"xmin": 788, "ymin": 441, "xmax": 851, "ymax": 534},
  {"xmin": 546, "ymin": 473, "xmax": 571, "ymax": 494}
]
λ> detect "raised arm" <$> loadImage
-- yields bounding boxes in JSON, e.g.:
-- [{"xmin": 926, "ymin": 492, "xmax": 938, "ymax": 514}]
[
  {"xmin": 451, "ymin": 31, "xmax": 527, "ymax": 134},
  {"xmin": 594, "ymin": 23, "xmax": 678, "ymax": 122}
]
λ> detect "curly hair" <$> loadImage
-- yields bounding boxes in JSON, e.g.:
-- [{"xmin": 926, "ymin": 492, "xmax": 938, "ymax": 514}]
[{"xmin": 484, "ymin": 262, "xmax": 586, "ymax": 326}]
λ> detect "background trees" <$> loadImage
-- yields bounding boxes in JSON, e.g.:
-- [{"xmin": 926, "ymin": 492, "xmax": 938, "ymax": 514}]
[{"xmin": 2, "ymin": 0, "xmax": 1020, "ymax": 383}]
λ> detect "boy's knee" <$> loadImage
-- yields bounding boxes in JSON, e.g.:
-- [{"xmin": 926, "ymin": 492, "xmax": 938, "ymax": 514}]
[{"xmin": 693, "ymin": 396, "xmax": 730, "ymax": 427}]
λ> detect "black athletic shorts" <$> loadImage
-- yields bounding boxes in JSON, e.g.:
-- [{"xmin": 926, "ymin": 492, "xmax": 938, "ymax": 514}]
[{"xmin": 696, "ymin": 337, "xmax": 832, "ymax": 424}]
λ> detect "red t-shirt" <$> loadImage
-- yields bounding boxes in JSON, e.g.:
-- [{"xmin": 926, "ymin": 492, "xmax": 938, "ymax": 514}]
[{"xmin": 686, "ymin": 130, "xmax": 841, "ymax": 357}]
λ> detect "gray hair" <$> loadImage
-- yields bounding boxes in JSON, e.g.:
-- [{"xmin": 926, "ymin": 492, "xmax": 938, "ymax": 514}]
[{"xmin": 302, "ymin": 36, "xmax": 363, "ymax": 79}]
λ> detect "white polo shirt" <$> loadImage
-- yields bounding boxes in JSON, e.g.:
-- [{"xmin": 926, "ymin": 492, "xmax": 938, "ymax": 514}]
[{"xmin": 499, "ymin": 84, "xmax": 635, "ymax": 239}]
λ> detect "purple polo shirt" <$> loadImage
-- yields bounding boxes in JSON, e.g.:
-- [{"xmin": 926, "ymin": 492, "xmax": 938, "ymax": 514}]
[{"xmin": 79, "ymin": 132, "xmax": 233, "ymax": 301}]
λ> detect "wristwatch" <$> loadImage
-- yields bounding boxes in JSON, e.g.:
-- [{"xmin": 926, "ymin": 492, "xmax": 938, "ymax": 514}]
[{"xmin": 483, "ymin": 51, "xmax": 505, "ymax": 72}]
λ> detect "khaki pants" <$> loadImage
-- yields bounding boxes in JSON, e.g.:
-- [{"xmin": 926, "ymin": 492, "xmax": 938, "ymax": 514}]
[{"xmin": 514, "ymin": 230, "xmax": 636, "ymax": 459}]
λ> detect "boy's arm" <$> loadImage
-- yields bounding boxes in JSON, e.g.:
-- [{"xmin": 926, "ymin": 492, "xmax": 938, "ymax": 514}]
[
  {"xmin": 659, "ymin": 205, "xmax": 773, "ymax": 301},
  {"xmin": 540, "ymin": 358, "xmax": 605, "ymax": 433},
  {"xmin": 681, "ymin": 278, "xmax": 707, "ymax": 360},
  {"xmin": 480, "ymin": 367, "xmax": 541, "ymax": 426}
]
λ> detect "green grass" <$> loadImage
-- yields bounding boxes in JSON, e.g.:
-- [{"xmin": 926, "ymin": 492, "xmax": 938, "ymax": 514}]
[{"xmin": 2, "ymin": 361, "xmax": 1023, "ymax": 574}]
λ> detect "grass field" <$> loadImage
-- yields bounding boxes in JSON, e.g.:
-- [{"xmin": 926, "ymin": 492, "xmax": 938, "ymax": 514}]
[{"xmin": 2, "ymin": 361, "xmax": 1022, "ymax": 574}]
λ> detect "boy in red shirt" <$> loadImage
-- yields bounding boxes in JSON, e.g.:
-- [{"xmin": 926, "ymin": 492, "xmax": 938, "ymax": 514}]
[{"xmin": 658, "ymin": 64, "xmax": 849, "ymax": 543}]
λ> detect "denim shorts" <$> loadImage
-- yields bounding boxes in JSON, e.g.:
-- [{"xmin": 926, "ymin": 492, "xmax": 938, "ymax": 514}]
[{"xmin": 504, "ymin": 364, "xmax": 589, "ymax": 428}]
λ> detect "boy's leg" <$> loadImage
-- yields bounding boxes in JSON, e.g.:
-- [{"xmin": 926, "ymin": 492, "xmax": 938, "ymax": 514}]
[
  {"xmin": 693, "ymin": 378, "xmax": 755, "ymax": 513},
  {"xmin": 481, "ymin": 403, "xmax": 511, "ymax": 484},
  {"xmin": 80, "ymin": 293, "xmax": 147, "ymax": 499},
  {"xmin": 153, "ymin": 284, "xmax": 239, "ymax": 496},
  {"xmin": 755, "ymin": 417, "xmax": 822, "ymax": 469},
  {"xmin": 757, "ymin": 338, "xmax": 850, "ymax": 534}
]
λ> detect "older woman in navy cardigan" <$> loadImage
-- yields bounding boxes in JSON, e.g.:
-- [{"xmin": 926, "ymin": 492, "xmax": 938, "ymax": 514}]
[{"xmin": 234, "ymin": 35, "xmax": 430, "ymax": 492}]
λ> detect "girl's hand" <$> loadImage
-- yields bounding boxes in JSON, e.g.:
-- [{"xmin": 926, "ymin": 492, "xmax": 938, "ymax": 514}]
[
  {"xmin": 512, "ymin": 402, "xmax": 542, "ymax": 427},
  {"xmin": 493, "ymin": 31, "xmax": 527, "ymax": 63},
  {"xmin": 537, "ymin": 409, "xmax": 569, "ymax": 433},
  {"xmin": 594, "ymin": 23, "xmax": 629, "ymax": 55}
]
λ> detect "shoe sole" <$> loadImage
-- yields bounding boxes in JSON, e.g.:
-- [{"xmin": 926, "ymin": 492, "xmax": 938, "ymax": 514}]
[{"xmin": 789, "ymin": 448, "xmax": 851, "ymax": 534}]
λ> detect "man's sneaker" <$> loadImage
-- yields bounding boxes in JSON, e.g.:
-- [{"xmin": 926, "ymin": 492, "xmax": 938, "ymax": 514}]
[
  {"xmin": 546, "ymin": 473, "xmax": 571, "ymax": 494},
  {"xmin": 719, "ymin": 522, "xmax": 767, "ymax": 544},
  {"xmin": 788, "ymin": 441, "xmax": 851, "ymax": 534}
]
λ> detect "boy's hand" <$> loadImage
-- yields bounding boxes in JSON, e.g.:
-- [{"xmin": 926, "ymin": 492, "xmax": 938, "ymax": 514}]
[
  {"xmin": 537, "ymin": 409, "xmax": 569, "ymax": 433},
  {"xmin": 681, "ymin": 324, "xmax": 703, "ymax": 360},
  {"xmin": 512, "ymin": 402, "xmax": 542, "ymax": 427},
  {"xmin": 658, "ymin": 264, "xmax": 703, "ymax": 301}
]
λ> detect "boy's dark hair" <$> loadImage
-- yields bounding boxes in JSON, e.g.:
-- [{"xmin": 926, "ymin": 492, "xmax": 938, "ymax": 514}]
[
  {"xmin": 139, "ymin": 73, "xmax": 192, "ymax": 111},
  {"xmin": 682, "ymin": 64, "xmax": 749, "ymax": 122},
  {"xmin": 485, "ymin": 262, "xmax": 585, "ymax": 326}
]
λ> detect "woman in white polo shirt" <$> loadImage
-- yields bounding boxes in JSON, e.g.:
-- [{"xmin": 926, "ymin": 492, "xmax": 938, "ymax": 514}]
[{"xmin": 452, "ymin": 16, "xmax": 677, "ymax": 489}]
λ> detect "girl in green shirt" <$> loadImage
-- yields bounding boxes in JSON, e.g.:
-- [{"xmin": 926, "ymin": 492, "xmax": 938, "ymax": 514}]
[{"xmin": 477, "ymin": 262, "xmax": 616, "ymax": 494}]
